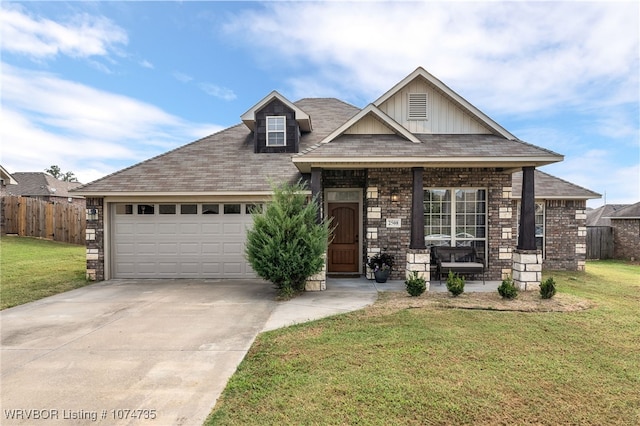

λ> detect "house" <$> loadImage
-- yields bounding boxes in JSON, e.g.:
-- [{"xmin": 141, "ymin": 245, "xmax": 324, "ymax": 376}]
[
  {"xmin": 5, "ymin": 172, "xmax": 85, "ymax": 207},
  {"xmin": 606, "ymin": 202, "xmax": 640, "ymax": 260},
  {"xmin": 0, "ymin": 165, "xmax": 18, "ymax": 196},
  {"xmin": 512, "ymin": 170, "xmax": 600, "ymax": 270},
  {"xmin": 74, "ymin": 67, "xmax": 599, "ymax": 289}
]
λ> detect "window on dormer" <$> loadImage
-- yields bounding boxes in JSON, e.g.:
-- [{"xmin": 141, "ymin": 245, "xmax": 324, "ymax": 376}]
[
  {"xmin": 408, "ymin": 93, "xmax": 428, "ymax": 120},
  {"xmin": 266, "ymin": 116, "xmax": 286, "ymax": 146}
]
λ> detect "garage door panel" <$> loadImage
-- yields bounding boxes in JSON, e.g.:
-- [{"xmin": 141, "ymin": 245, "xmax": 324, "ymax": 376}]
[
  {"xmin": 202, "ymin": 243, "xmax": 221, "ymax": 255},
  {"xmin": 136, "ymin": 223, "xmax": 156, "ymax": 235},
  {"xmin": 158, "ymin": 223, "xmax": 178, "ymax": 234},
  {"xmin": 112, "ymin": 203, "xmax": 256, "ymax": 279},
  {"xmin": 201, "ymin": 223, "xmax": 222, "ymax": 235},
  {"xmin": 179, "ymin": 242, "xmax": 200, "ymax": 254}
]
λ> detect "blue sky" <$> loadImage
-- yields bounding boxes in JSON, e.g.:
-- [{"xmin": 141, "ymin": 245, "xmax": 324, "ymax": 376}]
[{"xmin": 1, "ymin": 1, "xmax": 638, "ymax": 208}]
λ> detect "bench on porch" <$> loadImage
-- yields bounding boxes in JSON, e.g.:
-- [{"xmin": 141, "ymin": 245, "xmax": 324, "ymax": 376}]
[{"xmin": 431, "ymin": 246, "xmax": 485, "ymax": 285}]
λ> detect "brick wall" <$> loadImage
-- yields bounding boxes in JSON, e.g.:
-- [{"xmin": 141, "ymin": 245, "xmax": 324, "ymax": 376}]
[
  {"xmin": 542, "ymin": 200, "xmax": 587, "ymax": 271},
  {"xmin": 85, "ymin": 197, "xmax": 105, "ymax": 280},
  {"xmin": 612, "ymin": 219, "xmax": 640, "ymax": 260}
]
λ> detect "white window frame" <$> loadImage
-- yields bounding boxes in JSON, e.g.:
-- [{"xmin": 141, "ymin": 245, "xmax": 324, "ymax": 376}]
[
  {"xmin": 423, "ymin": 188, "xmax": 487, "ymax": 257},
  {"xmin": 266, "ymin": 116, "xmax": 286, "ymax": 147}
]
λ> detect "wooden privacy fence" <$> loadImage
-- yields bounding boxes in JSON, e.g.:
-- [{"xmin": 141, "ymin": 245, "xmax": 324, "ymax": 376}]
[
  {"xmin": 1, "ymin": 196, "xmax": 86, "ymax": 245},
  {"xmin": 586, "ymin": 226, "xmax": 613, "ymax": 260}
]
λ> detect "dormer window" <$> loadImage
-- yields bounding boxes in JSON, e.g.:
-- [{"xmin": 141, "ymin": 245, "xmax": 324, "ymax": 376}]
[{"xmin": 266, "ymin": 116, "xmax": 286, "ymax": 146}]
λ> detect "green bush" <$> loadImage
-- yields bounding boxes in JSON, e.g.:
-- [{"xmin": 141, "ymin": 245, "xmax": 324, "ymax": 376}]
[
  {"xmin": 405, "ymin": 271, "xmax": 427, "ymax": 297},
  {"xmin": 540, "ymin": 277, "xmax": 557, "ymax": 299},
  {"xmin": 245, "ymin": 181, "xmax": 331, "ymax": 299},
  {"xmin": 446, "ymin": 270, "xmax": 465, "ymax": 296},
  {"xmin": 497, "ymin": 276, "xmax": 518, "ymax": 299}
]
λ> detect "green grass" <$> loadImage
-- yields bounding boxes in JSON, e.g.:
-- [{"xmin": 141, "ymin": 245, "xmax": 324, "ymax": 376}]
[
  {"xmin": 206, "ymin": 261, "xmax": 640, "ymax": 425},
  {"xmin": 1, "ymin": 236, "xmax": 88, "ymax": 309}
]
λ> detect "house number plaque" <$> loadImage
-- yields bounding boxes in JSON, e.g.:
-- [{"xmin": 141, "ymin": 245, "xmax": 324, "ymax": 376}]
[{"xmin": 386, "ymin": 218, "xmax": 401, "ymax": 228}]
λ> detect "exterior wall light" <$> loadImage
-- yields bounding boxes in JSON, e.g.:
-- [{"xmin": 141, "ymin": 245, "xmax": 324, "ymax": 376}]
[{"xmin": 391, "ymin": 191, "xmax": 400, "ymax": 203}]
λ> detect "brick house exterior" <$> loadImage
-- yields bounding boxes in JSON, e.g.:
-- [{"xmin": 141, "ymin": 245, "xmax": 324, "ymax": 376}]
[
  {"xmin": 609, "ymin": 203, "xmax": 640, "ymax": 260},
  {"xmin": 74, "ymin": 67, "xmax": 599, "ymax": 289}
]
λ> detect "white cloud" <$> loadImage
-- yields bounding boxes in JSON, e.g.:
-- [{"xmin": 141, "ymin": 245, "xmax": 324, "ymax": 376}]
[
  {"xmin": 0, "ymin": 3, "xmax": 128, "ymax": 60},
  {"xmin": 198, "ymin": 82, "xmax": 237, "ymax": 101},
  {"xmin": 1, "ymin": 64, "xmax": 224, "ymax": 184},
  {"xmin": 223, "ymin": 2, "xmax": 638, "ymax": 115},
  {"xmin": 173, "ymin": 71, "xmax": 194, "ymax": 83}
]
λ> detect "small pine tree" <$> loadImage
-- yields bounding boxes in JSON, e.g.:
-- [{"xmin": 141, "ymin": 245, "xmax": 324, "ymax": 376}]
[
  {"xmin": 540, "ymin": 277, "xmax": 557, "ymax": 299},
  {"xmin": 498, "ymin": 276, "xmax": 518, "ymax": 299},
  {"xmin": 245, "ymin": 181, "xmax": 331, "ymax": 298},
  {"xmin": 446, "ymin": 270, "xmax": 465, "ymax": 296},
  {"xmin": 405, "ymin": 271, "xmax": 427, "ymax": 297}
]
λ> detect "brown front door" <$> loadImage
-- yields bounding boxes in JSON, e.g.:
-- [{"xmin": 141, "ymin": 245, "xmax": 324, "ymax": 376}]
[{"xmin": 328, "ymin": 203, "xmax": 359, "ymax": 273}]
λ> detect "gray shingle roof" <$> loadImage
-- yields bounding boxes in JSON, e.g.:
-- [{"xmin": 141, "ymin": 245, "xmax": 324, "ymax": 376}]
[
  {"xmin": 512, "ymin": 170, "xmax": 601, "ymax": 200},
  {"xmin": 586, "ymin": 204, "xmax": 630, "ymax": 226},
  {"xmin": 75, "ymin": 99, "xmax": 359, "ymax": 193},
  {"xmin": 6, "ymin": 172, "xmax": 83, "ymax": 198},
  {"xmin": 608, "ymin": 202, "xmax": 640, "ymax": 219},
  {"xmin": 296, "ymin": 133, "xmax": 562, "ymax": 159},
  {"xmin": 75, "ymin": 97, "xmax": 564, "ymax": 195}
]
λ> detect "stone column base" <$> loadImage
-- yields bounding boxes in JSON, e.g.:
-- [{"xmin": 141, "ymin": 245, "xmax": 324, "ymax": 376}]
[
  {"xmin": 406, "ymin": 248, "xmax": 431, "ymax": 291},
  {"xmin": 305, "ymin": 253, "xmax": 327, "ymax": 291},
  {"xmin": 512, "ymin": 249, "xmax": 542, "ymax": 291}
]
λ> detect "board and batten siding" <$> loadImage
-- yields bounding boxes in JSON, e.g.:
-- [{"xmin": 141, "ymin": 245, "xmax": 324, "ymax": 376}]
[
  {"xmin": 344, "ymin": 115, "xmax": 395, "ymax": 135},
  {"xmin": 377, "ymin": 78, "xmax": 493, "ymax": 134}
]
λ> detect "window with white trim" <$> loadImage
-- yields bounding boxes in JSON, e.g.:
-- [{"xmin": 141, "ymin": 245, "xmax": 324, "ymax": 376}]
[
  {"xmin": 424, "ymin": 188, "xmax": 487, "ymax": 258},
  {"xmin": 266, "ymin": 116, "xmax": 286, "ymax": 146}
]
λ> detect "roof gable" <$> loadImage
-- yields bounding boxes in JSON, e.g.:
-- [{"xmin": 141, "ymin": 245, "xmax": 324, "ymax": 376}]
[
  {"xmin": 241, "ymin": 90, "xmax": 312, "ymax": 132},
  {"xmin": 315, "ymin": 104, "xmax": 420, "ymax": 147},
  {"xmin": 0, "ymin": 165, "xmax": 18, "ymax": 185},
  {"xmin": 374, "ymin": 67, "xmax": 516, "ymax": 139}
]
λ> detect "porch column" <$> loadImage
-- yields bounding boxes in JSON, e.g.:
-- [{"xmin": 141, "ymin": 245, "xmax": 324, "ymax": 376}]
[
  {"xmin": 310, "ymin": 167, "xmax": 322, "ymax": 224},
  {"xmin": 410, "ymin": 167, "xmax": 425, "ymax": 249},
  {"xmin": 517, "ymin": 166, "xmax": 536, "ymax": 250},
  {"xmin": 513, "ymin": 166, "xmax": 542, "ymax": 291}
]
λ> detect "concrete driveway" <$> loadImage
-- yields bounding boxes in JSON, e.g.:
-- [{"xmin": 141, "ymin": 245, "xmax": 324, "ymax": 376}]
[
  {"xmin": 0, "ymin": 278, "xmax": 379, "ymax": 425},
  {"xmin": 1, "ymin": 279, "xmax": 280, "ymax": 425}
]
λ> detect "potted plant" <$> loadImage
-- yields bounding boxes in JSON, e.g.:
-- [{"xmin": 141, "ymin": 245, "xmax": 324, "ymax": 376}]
[{"xmin": 367, "ymin": 251, "xmax": 395, "ymax": 283}]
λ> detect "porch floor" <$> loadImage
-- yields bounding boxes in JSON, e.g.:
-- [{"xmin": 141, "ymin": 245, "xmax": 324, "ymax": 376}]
[{"xmin": 326, "ymin": 276, "xmax": 501, "ymax": 293}]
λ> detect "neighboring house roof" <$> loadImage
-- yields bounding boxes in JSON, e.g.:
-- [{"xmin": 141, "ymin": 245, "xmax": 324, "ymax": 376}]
[
  {"xmin": 512, "ymin": 170, "xmax": 601, "ymax": 200},
  {"xmin": 5, "ymin": 172, "xmax": 84, "ymax": 199},
  {"xmin": 1, "ymin": 165, "xmax": 18, "ymax": 185},
  {"xmin": 586, "ymin": 204, "xmax": 629, "ymax": 226},
  {"xmin": 607, "ymin": 202, "xmax": 640, "ymax": 219}
]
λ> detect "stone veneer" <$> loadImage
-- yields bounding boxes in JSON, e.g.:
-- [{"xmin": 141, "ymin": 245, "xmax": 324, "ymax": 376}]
[
  {"xmin": 85, "ymin": 197, "xmax": 104, "ymax": 280},
  {"xmin": 305, "ymin": 254, "xmax": 327, "ymax": 291},
  {"xmin": 512, "ymin": 249, "xmax": 543, "ymax": 291}
]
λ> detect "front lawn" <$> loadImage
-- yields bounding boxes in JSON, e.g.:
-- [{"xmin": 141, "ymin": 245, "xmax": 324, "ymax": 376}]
[
  {"xmin": 207, "ymin": 261, "xmax": 640, "ymax": 425},
  {"xmin": 0, "ymin": 236, "xmax": 88, "ymax": 310}
]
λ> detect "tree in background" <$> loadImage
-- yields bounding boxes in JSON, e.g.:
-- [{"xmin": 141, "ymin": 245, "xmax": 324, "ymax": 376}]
[
  {"xmin": 45, "ymin": 165, "xmax": 78, "ymax": 182},
  {"xmin": 245, "ymin": 181, "xmax": 331, "ymax": 299}
]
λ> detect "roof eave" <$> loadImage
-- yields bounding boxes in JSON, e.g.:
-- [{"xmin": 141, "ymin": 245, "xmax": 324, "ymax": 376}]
[{"xmin": 292, "ymin": 156, "xmax": 562, "ymax": 173}]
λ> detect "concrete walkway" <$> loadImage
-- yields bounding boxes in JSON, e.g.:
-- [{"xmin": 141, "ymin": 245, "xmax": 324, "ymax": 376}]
[{"xmin": 1, "ymin": 277, "xmax": 498, "ymax": 425}]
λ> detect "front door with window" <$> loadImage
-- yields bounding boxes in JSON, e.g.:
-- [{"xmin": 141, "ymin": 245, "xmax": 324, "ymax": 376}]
[{"xmin": 327, "ymin": 202, "xmax": 359, "ymax": 273}]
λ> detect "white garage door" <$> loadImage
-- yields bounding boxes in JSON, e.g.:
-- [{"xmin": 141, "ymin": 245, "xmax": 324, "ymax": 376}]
[{"xmin": 111, "ymin": 202, "xmax": 259, "ymax": 278}]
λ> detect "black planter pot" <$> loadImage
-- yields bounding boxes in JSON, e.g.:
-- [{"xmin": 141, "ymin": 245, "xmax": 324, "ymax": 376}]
[{"xmin": 374, "ymin": 269, "xmax": 390, "ymax": 283}]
